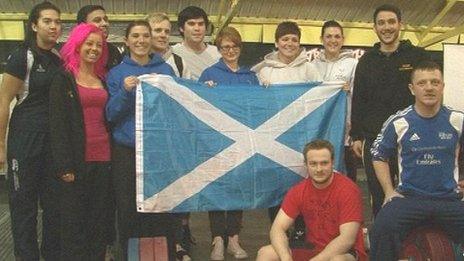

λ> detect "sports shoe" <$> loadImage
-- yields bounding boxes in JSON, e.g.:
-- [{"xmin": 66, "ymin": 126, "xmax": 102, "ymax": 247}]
[
  {"xmin": 210, "ymin": 236, "xmax": 225, "ymax": 260},
  {"xmin": 105, "ymin": 245, "xmax": 115, "ymax": 261},
  {"xmin": 227, "ymin": 235, "xmax": 248, "ymax": 259},
  {"xmin": 175, "ymin": 243, "xmax": 192, "ymax": 261}
]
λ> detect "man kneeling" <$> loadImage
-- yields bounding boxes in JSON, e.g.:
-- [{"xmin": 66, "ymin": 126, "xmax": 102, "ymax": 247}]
[{"xmin": 257, "ymin": 140, "xmax": 367, "ymax": 261}]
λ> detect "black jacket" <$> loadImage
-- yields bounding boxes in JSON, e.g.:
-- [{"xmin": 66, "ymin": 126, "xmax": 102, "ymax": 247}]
[
  {"xmin": 350, "ymin": 40, "xmax": 429, "ymax": 141},
  {"xmin": 107, "ymin": 42, "xmax": 122, "ymax": 70},
  {"xmin": 49, "ymin": 70, "xmax": 87, "ymax": 178}
]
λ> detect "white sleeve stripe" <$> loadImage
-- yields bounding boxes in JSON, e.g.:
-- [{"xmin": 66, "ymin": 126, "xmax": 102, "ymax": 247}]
[
  {"xmin": 371, "ymin": 106, "xmax": 412, "ymax": 158},
  {"xmin": 450, "ymin": 111, "xmax": 464, "ymax": 138}
]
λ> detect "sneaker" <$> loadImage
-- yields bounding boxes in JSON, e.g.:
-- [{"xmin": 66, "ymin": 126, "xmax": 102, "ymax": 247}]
[
  {"xmin": 227, "ymin": 235, "xmax": 248, "ymax": 259},
  {"xmin": 176, "ymin": 245, "xmax": 192, "ymax": 261},
  {"xmin": 210, "ymin": 236, "xmax": 225, "ymax": 260},
  {"xmin": 105, "ymin": 245, "xmax": 115, "ymax": 261}
]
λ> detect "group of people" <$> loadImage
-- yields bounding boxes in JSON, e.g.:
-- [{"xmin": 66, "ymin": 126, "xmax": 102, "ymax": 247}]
[
  {"xmin": 2, "ymin": 1, "xmax": 464, "ymax": 261},
  {"xmin": 257, "ymin": 4, "xmax": 464, "ymax": 261}
]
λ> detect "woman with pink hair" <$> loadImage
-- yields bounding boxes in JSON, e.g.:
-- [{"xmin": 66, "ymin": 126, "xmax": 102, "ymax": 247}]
[{"xmin": 49, "ymin": 23, "xmax": 111, "ymax": 260}]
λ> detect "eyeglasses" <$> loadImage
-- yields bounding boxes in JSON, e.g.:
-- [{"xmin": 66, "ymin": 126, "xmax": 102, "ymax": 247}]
[{"xmin": 219, "ymin": 45, "xmax": 240, "ymax": 52}]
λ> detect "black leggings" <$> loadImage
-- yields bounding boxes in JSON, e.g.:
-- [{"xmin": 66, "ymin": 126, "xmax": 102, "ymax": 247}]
[
  {"xmin": 59, "ymin": 162, "xmax": 111, "ymax": 261},
  {"xmin": 112, "ymin": 143, "xmax": 175, "ymax": 260},
  {"xmin": 209, "ymin": 210, "xmax": 243, "ymax": 238}
]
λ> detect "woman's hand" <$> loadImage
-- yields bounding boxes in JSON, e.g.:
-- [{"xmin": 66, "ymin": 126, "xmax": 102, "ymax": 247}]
[
  {"xmin": 123, "ymin": 76, "xmax": 139, "ymax": 91},
  {"xmin": 342, "ymin": 82, "xmax": 351, "ymax": 92},
  {"xmin": 204, "ymin": 81, "xmax": 216, "ymax": 88}
]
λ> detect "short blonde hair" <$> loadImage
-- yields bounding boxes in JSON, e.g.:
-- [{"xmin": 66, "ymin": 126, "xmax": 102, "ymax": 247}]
[
  {"xmin": 215, "ymin": 26, "xmax": 242, "ymax": 48},
  {"xmin": 146, "ymin": 12, "xmax": 170, "ymax": 24}
]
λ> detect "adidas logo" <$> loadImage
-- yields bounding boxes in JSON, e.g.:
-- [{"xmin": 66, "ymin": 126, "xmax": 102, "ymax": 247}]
[
  {"xmin": 36, "ymin": 64, "xmax": 46, "ymax": 73},
  {"xmin": 410, "ymin": 133, "xmax": 420, "ymax": 141}
]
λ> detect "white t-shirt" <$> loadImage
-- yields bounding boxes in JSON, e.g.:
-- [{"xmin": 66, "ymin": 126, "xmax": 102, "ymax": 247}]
[
  {"xmin": 162, "ymin": 46, "xmax": 192, "ymax": 79},
  {"xmin": 172, "ymin": 43, "xmax": 221, "ymax": 80}
]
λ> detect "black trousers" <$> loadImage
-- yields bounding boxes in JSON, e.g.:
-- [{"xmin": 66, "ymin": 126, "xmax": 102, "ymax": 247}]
[
  {"xmin": 59, "ymin": 162, "xmax": 111, "ymax": 261},
  {"xmin": 7, "ymin": 131, "xmax": 60, "ymax": 261},
  {"xmin": 209, "ymin": 210, "xmax": 243, "ymax": 238},
  {"xmin": 362, "ymin": 138, "xmax": 398, "ymax": 217},
  {"xmin": 370, "ymin": 195, "xmax": 464, "ymax": 260},
  {"xmin": 104, "ymin": 166, "xmax": 116, "ymax": 246},
  {"xmin": 344, "ymin": 146, "xmax": 358, "ymax": 182},
  {"xmin": 112, "ymin": 143, "xmax": 175, "ymax": 261}
]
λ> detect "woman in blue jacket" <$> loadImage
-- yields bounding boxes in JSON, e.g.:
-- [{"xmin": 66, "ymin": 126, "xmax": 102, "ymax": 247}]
[
  {"xmin": 199, "ymin": 27, "xmax": 258, "ymax": 260},
  {"xmin": 199, "ymin": 27, "xmax": 258, "ymax": 87},
  {"xmin": 105, "ymin": 20, "xmax": 175, "ymax": 260}
]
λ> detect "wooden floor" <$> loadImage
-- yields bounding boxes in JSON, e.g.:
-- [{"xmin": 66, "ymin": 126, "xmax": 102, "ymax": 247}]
[{"xmin": 0, "ymin": 171, "xmax": 371, "ymax": 261}]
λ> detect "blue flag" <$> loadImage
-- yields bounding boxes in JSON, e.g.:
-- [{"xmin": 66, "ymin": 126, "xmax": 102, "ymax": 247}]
[{"xmin": 135, "ymin": 75, "xmax": 346, "ymax": 213}]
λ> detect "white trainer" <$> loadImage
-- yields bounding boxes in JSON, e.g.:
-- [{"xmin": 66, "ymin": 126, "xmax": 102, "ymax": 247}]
[
  {"xmin": 210, "ymin": 236, "xmax": 225, "ymax": 260},
  {"xmin": 227, "ymin": 235, "xmax": 248, "ymax": 259}
]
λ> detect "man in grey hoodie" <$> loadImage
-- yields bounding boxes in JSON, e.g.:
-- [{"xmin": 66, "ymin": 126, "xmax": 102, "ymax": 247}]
[{"xmin": 311, "ymin": 20, "xmax": 358, "ymax": 182}]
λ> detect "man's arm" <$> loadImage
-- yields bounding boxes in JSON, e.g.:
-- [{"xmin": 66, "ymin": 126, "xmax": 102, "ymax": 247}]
[
  {"xmin": 373, "ymin": 160, "xmax": 403, "ymax": 204},
  {"xmin": 310, "ymin": 221, "xmax": 360, "ymax": 261},
  {"xmin": 269, "ymin": 209, "xmax": 295, "ymax": 261}
]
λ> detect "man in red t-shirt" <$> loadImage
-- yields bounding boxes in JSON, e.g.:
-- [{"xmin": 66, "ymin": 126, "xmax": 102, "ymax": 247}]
[{"xmin": 257, "ymin": 139, "xmax": 367, "ymax": 261}]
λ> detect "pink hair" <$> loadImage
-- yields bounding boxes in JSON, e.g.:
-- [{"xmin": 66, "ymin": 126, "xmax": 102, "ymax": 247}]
[{"xmin": 60, "ymin": 23, "xmax": 108, "ymax": 79}]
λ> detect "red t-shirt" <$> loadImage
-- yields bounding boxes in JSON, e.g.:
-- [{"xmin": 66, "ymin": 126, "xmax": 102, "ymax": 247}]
[
  {"xmin": 281, "ymin": 172, "xmax": 367, "ymax": 260},
  {"xmin": 77, "ymin": 85, "xmax": 110, "ymax": 162}
]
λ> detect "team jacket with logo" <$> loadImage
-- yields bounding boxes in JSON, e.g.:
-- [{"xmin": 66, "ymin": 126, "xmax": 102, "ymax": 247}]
[
  {"xmin": 5, "ymin": 46, "xmax": 61, "ymax": 132},
  {"xmin": 371, "ymin": 105, "xmax": 464, "ymax": 198}
]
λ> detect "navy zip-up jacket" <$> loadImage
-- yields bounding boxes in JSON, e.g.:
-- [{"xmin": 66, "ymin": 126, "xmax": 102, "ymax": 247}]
[
  {"xmin": 199, "ymin": 59, "xmax": 259, "ymax": 85},
  {"xmin": 106, "ymin": 54, "xmax": 175, "ymax": 147}
]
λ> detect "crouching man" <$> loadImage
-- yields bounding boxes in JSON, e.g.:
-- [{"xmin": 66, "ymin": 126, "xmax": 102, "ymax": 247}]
[{"xmin": 257, "ymin": 140, "xmax": 367, "ymax": 261}]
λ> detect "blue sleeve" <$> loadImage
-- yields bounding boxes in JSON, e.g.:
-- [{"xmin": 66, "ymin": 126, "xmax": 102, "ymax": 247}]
[
  {"xmin": 168, "ymin": 64, "xmax": 175, "ymax": 77},
  {"xmin": 250, "ymin": 72, "xmax": 260, "ymax": 85},
  {"xmin": 371, "ymin": 119, "xmax": 397, "ymax": 161},
  {"xmin": 198, "ymin": 68, "xmax": 212, "ymax": 83},
  {"xmin": 105, "ymin": 68, "xmax": 135, "ymax": 124},
  {"xmin": 158, "ymin": 63, "xmax": 175, "ymax": 77}
]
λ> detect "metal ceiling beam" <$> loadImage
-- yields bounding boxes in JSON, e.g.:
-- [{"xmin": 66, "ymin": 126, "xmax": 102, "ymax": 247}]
[
  {"xmin": 418, "ymin": 22, "xmax": 464, "ymax": 47},
  {"xmin": 0, "ymin": 12, "xmax": 454, "ymax": 34},
  {"xmin": 214, "ymin": 0, "xmax": 240, "ymax": 38},
  {"xmin": 418, "ymin": 0, "xmax": 457, "ymax": 44},
  {"xmin": 216, "ymin": 0, "xmax": 228, "ymax": 25}
]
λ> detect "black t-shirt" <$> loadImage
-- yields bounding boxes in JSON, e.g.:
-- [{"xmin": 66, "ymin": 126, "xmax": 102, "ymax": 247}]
[{"xmin": 6, "ymin": 46, "xmax": 62, "ymax": 132}]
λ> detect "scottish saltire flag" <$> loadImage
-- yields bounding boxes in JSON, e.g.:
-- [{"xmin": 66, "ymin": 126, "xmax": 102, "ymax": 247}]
[{"xmin": 135, "ymin": 74, "xmax": 346, "ymax": 213}]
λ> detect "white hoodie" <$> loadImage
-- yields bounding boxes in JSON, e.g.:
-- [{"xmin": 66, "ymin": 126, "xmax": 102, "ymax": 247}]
[
  {"xmin": 311, "ymin": 49, "xmax": 358, "ymax": 145},
  {"xmin": 251, "ymin": 48, "xmax": 321, "ymax": 85}
]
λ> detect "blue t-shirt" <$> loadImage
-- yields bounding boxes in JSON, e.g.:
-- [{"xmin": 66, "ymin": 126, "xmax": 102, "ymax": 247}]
[{"xmin": 371, "ymin": 105, "xmax": 464, "ymax": 198}]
